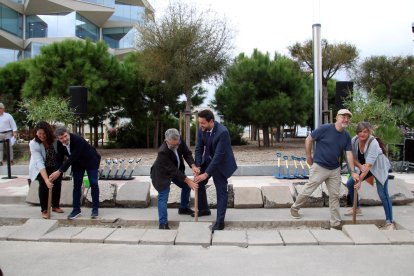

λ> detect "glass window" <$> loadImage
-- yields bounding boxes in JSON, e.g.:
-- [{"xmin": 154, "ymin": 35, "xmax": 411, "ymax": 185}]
[
  {"xmin": 26, "ymin": 13, "xmax": 76, "ymax": 39},
  {"xmin": 0, "ymin": 48, "xmax": 20, "ymax": 66},
  {"xmin": 76, "ymin": 13, "xmax": 99, "ymax": 42},
  {"xmin": 103, "ymin": 27, "xmax": 137, "ymax": 49},
  {"xmin": 23, "ymin": 42, "xmax": 47, "ymax": 59},
  {"xmin": 0, "ymin": 3, "xmax": 23, "ymax": 37},
  {"xmin": 111, "ymin": 2, "xmax": 145, "ymax": 24},
  {"xmin": 79, "ymin": 0, "xmax": 115, "ymax": 8}
]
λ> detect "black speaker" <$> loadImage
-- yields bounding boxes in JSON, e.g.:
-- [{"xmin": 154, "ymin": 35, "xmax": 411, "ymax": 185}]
[
  {"xmin": 335, "ymin": 81, "xmax": 353, "ymax": 109},
  {"xmin": 404, "ymin": 139, "xmax": 414, "ymax": 163},
  {"xmin": 69, "ymin": 86, "xmax": 87, "ymax": 115}
]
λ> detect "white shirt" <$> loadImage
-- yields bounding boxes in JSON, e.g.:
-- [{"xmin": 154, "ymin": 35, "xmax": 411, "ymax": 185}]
[
  {"xmin": 0, "ymin": 112, "xmax": 17, "ymax": 132},
  {"xmin": 173, "ymin": 148, "xmax": 180, "ymax": 168},
  {"xmin": 64, "ymin": 143, "xmax": 71, "ymax": 155}
]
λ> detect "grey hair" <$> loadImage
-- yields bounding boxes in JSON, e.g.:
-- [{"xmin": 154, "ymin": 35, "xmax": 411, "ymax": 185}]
[
  {"xmin": 356, "ymin": 121, "xmax": 373, "ymax": 134},
  {"xmin": 0, "ymin": 102, "xmax": 4, "ymax": 109},
  {"xmin": 165, "ymin": 128, "xmax": 180, "ymax": 141},
  {"xmin": 54, "ymin": 125, "xmax": 69, "ymax": 136}
]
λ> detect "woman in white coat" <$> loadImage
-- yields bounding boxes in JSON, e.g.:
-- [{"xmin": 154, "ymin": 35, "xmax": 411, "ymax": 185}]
[{"xmin": 29, "ymin": 121, "xmax": 63, "ymax": 218}]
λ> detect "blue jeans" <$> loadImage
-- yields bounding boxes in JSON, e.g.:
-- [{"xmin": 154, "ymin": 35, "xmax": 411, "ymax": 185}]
[
  {"xmin": 157, "ymin": 178, "xmax": 191, "ymax": 225},
  {"xmin": 346, "ymin": 176, "xmax": 393, "ymax": 223},
  {"xmin": 72, "ymin": 168, "xmax": 99, "ymax": 212}
]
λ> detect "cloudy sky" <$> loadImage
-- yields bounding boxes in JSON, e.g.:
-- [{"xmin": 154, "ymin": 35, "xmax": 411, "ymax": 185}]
[{"xmin": 151, "ymin": 0, "xmax": 414, "ymax": 103}]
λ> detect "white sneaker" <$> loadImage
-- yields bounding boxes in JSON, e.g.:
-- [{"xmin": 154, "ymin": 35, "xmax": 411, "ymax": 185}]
[
  {"xmin": 344, "ymin": 208, "xmax": 362, "ymax": 216},
  {"xmin": 384, "ymin": 223, "xmax": 396, "ymax": 230}
]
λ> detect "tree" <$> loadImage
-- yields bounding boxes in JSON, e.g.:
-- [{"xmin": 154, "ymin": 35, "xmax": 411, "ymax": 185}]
[
  {"xmin": 214, "ymin": 50, "xmax": 312, "ymax": 147},
  {"xmin": 353, "ymin": 55, "xmax": 414, "ymax": 102},
  {"xmin": 137, "ymin": 0, "xmax": 234, "ymax": 146},
  {"xmin": 22, "ymin": 39, "xmax": 123, "ymax": 147},
  {"xmin": 288, "ymin": 39, "xmax": 358, "ymax": 123}
]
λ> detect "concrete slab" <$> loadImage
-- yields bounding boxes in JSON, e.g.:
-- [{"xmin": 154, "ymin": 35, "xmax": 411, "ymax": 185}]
[
  {"xmin": 206, "ymin": 183, "xmax": 234, "ymax": 208},
  {"xmin": 381, "ymin": 230, "xmax": 414, "ymax": 244},
  {"xmin": 40, "ymin": 227, "xmax": 85, "ymax": 242},
  {"xmin": 246, "ymin": 230, "xmax": 284, "ymax": 246},
  {"xmin": 8, "ymin": 219, "xmax": 58, "ymax": 241},
  {"xmin": 85, "ymin": 182, "xmax": 116, "ymax": 207},
  {"xmin": 0, "ymin": 225, "xmax": 21, "ymax": 240},
  {"xmin": 389, "ymin": 179, "xmax": 414, "ymax": 205},
  {"xmin": 140, "ymin": 229, "xmax": 177, "ymax": 245},
  {"xmin": 358, "ymin": 181, "xmax": 382, "ymax": 206},
  {"xmin": 279, "ymin": 229, "xmax": 318, "ymax": 245},
  {"xmin": 116, "ymin": 181, "xmax": 151, "ymax": 208},
  {"xmin": 310, "ymin": 229, "xmax": 354, "ymax": 245},
  {"xmin": 342, "ymin": 224, "xmax": 391, "ymax": 245},
  {"xmin": 322, "ymin": 182, "xmax": 348, "ymax": 207},
  {"xmin": 167, "ymin": 183, "xmax": 184, "ymax": 208},
  {"xmin": 234, "ymin": 187, "xmax": 263, "ymax": 208},
  {"xmin": 212, "ymin": 230, "xmax": 248, "ymax": 247},
  {"xmin": 59, "ymin": 180, "xmax": 74, "ymax": 207},
  {"xmin": 175, "ymin": 222, "xmax": 212, "ymax": 247},
  {"xmin": 293, "ymin": 182, "xmax": 324, "ymax": 207},
  {"xmin": 104, "ymin": 228, "xmax": 147, "ymax": 244},
  {"xmin": 262, "ymin": 186, "xmax": 293, "ymax": 208},
  {"xmin": 25, "ymin": 180, "xmax": 40, "ymax": 205},
  {"xmin": 71, "ymin": 227, "xmax": 116, "ymax": 243}
]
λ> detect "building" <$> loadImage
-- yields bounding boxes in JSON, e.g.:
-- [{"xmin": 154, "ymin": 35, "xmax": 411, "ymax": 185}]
[{"xmin": 0, "ymin": 0, "xmax": 154, "ymax": 66}]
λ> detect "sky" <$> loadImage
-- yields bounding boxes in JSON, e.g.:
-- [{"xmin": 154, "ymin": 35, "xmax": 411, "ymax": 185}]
[{"xmin": 150, "ymin": 0, "xmax": 414, "ymax": 104}]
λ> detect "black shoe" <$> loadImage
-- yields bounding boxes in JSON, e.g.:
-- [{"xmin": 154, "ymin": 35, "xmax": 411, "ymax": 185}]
[
  {"xmin": 178, "ymin": 208, "xmax": 195, "ymax": 215},
  {"xmin": 159, "ymin": 223, "xmax": 170, "ymax": 230},
  {"xmin": 191, "ymin": 209, "xmax": 211, "ymax": 217},
  {"xmin": 91, "ymin": 209, "xmax": 99, "ymax": 219},
  {"xmin": 211, "ymin": 222, "xmax": 225, "ymax": 232},
  {"xmin": 67, "ymin": 210, "xmax": 81, "ymax": 220}
]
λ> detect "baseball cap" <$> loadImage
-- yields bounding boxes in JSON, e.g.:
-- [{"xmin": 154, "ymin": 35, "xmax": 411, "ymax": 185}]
[{"xmin": 337, "ymin": 109, "xmax": 352, "ymax": 117}]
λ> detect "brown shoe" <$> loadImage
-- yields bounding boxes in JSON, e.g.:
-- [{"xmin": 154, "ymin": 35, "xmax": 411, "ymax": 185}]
[
  {"xmin": 0, "ymin": 161, "xmax": 3, "ymax": 166},
  {"xmin": 41, "ymin": 211, "xmax": 48, "ymax": 219},
  {"xmin": 10, "ymin": 160, "xmax": 14, "ymax": 165},
  {"xmin": 52, "ymin": 207, "xmax": 64, "ymax": 213}
]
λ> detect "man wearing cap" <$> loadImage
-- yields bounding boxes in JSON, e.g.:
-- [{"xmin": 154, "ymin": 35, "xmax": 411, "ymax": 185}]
[
  {"xmin": 290, "ymin": 109, "xmax": 359, "ymax": 230},
  {"xmin": 0, "ymin": 103, "xmax": 18, "ymax": 166}
]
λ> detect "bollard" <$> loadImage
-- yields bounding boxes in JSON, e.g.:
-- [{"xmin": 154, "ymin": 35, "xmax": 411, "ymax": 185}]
[{"xmin": 1, "ymin": 139, "xmax": 17, "ymax": 179}]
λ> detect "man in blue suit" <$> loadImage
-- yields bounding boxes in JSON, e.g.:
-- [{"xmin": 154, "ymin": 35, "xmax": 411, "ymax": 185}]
[
  {"xmin": 49, "ymin": 126, "xmax": 101, "ymax": 220},
  {"xmin": 194, "ymin": 109, "xmax": 237, "ymax": 231}
]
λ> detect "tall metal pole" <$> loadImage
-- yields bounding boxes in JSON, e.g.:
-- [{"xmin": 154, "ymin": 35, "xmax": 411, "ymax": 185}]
[{"xmin": 312, "ymin": 23, "xmax": 322, "ymax": 129}]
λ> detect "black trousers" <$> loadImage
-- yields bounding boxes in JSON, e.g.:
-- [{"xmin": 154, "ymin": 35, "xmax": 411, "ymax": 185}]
[{"xmin": 37, "ymin": 167, "xmax": 62, "ymax": 212}]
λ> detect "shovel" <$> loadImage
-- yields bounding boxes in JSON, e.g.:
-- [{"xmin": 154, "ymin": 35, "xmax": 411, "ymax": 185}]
[
  {"xmin": 352, "ymin": 181, "xmax": 359, "ymax": 224},
  {"xmin": 47, "ymin": 186, "xmax": 52, "ymax": 219}
]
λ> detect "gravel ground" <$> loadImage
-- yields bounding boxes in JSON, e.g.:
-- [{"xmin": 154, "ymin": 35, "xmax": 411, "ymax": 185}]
[{"xmin": 12, "ymin": 138, "xmax": 306, "ymax": 166}]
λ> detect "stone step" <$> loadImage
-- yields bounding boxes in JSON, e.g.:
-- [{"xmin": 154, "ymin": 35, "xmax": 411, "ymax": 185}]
[
  {"xmin": 8, "ymin": 219, "xmax": 58, "ymax": 241},
  {"xmin": 342, "ymin": 224, "xmax": 391, "ymax": 245},
  {"xmin": 175, "ymin": 222, "xmax": 211, "ymax": 246}
]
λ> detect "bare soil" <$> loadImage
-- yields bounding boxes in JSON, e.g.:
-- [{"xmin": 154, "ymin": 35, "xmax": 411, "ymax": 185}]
[{"xmin": 12, "ymin": 138, "xmax": 306, "ymax": 166}]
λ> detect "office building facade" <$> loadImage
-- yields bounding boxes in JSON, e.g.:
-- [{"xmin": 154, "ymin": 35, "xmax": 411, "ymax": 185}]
[{"xmin": 0, "ymin": 0, "xmax": 154, "ymax": 66}]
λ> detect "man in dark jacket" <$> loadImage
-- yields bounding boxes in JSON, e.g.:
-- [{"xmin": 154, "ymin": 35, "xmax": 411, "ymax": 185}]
[
  {"xmin": 194, "ymin": 110, "xmax": 237, "ymax": 232},
  {"xmin": 49, "ymin": 126, "xmax": 101, "ymax": 220},
  {"xmin": 151, "ymin": 128, "xmax": 199, "ymax": 229}
]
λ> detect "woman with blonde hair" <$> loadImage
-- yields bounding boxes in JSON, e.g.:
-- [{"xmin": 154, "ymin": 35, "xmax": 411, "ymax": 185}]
[{"xmin": 345, "ymin": 121, "xmax": 394, "ymax": 230}]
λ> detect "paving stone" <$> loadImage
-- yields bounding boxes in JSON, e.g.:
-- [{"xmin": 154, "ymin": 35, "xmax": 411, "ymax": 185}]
[
  {"xmin": 279, "ymin": 229, "xmax": 318, "ymax": 245},
  {"xmin": 212, "ymin": 230, "xmax": 248, "ymax": 247},
  {"xmin": 342, "ymin": 224, "xmax": 390, "ymax": 245},
  {"xmin": 356, "ymin": 181, "xmax": 382, "ymax": 206},
  {"xmin": 293, "ymin": 182, "xmax": 324, "ymax": 207},
  {"xmin": 246, "ymin": 230, "xmax": 284, "ymax": 246},
  {"xmin": 310, "ymin": 229, "xmax": 354, "ymax": 245},
  {"xmin": 175, "ymin": 222, "xmax": 212, "ymax": 246},
  {"xmin": 59, "ymin": 180, "xmax": 75, "ymax": 207},
  {"xmin": 0, "ymin": 225, "xmax": 21, "ymax": 240},
  {"xmin": 206, "ymin": 183, "xmax": 234, "ymax": 208},
  {"xmin": 380, "ymin": 230, "xmax": 414, "ymax": 244},
  {"xmin": 116, "ymin": 182, "xmax": 151, "ymax": 208},
  {"xmin": 85, "ymin": 182, "xmax": 117, "ymax": 207},
  {"xmin": 40, "ymin": 227, "xmax": 85, "ymax": 242},
  {"xmin": 8, "ymin": 219, "xmax": 58, "ymax": 241},
  {"xmin": 322, "ymin": 182, "xmax": 348, "ymax": 207},
  {"xmin": 388, "ymin": 179, "xmax": 414, "ymax": 205},
  {"xmin": 234, "ymin": 187, "xmax": 263, "ymax": 208},
  {"xmin": 262, "ymin": 186, "xmax": 293, "ymax": 208},
  {"xmin": 140, "ymin": 229, "xmax": 177, "ymax": 245},
  {"xmin": 104, "ymin": 228, "xmax": 147, "ymax": 244},
  {"xmin": 26, "ymin": 180, "xmax": 40, "ymax": 205},
  {"xmin": 71, "ymin": 227, "xmax": 116, "ymax": 243}
]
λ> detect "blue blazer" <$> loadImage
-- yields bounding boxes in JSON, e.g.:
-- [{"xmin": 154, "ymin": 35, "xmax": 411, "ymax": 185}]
[
  {"xmin": 195, "ymin": 121, "xmax": 237, "ymax": 178},
  {"xmin": 56, "ymin": 133, "xmax": 101, "ymax": 172}
]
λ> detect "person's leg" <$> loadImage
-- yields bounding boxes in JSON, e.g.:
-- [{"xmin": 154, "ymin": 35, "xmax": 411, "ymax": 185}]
[
  {"xmin": 37, "ymin": 174, "xmax": 48, "ymax": 212},
  {"xmin": 172, "ymin": 178, "xmax": 190, "ymax": 209},
  {"xmin": 71, "ymin": 169, "xmax": 84, "ymax": 212},
  {"xmin": 0, "ymin": 133, "xmax": 5, "ymax": 161},
  {"xmin": 87, "ymin": 169, "xmax": 100, "ymax": 211},
  {"xmin": 292, "ymin": 163, "xmax": 327, "ymax": 211},
  {"xmin": 5, "ymin": 132, "xmax": 13, "ymax": 161},
  {"xmin": 197, "ymin": 179, "xmax": 209, "ymax": 211},
  {"xmin": 157, "ymin": 186, "xmax": 170, "ymax": 225},
  {"xmin": 324, "ymin": 168, "xmax": 342, "ymax": 227},
  {"xmin": 48, "ymin": 167, "xmax": 62, "ymax": 208},
  {"xmin": 375, "ymin": 177, "xmax": 393, "ymax": 223},
  {"xmin": 212, "ymin": 172, "xmax": 228, "ymax": 224}
]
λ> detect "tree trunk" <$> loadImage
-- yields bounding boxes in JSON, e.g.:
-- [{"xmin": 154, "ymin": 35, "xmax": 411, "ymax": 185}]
[
  {"xmin": 262, "ymin": 127, "xmax": 270, "ymax": 147},
  {"xmin": 276, "ymin": 125, "xmax": 281, "ymax": 143},
  {"xmin": 153, "ymin": 113, "xmax": 160, "ymax": 149},
  {"xmin": 184, "ymin": 90, "xmax": 192, "ymax": 148},
  {"xmin": 93, "ymin": 123, "xmax": 99, "ymax": 148},
  {"xmin": 252, "ymin": 125, "xmax": 257, "ymax": 141}
]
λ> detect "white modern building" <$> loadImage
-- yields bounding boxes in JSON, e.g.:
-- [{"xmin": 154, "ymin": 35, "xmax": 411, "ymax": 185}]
[{"xmin": 0, "ymin": 0, "xmax": 154, "ymax": 66}]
